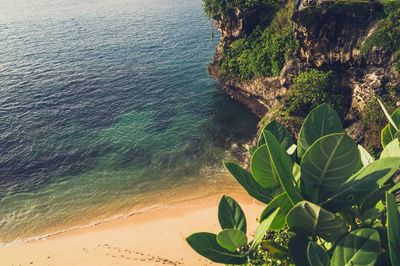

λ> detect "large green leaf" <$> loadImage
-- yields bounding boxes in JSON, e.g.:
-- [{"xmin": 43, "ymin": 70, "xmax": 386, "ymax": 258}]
[
  {"xmin": 381, "ymin": 124, "xmax": 399, "ymax": 148},
  {"xmin": 288, "ymin": 234, "xmax": 310, "ymax": 266},
  {"xmin": 224, "ymin": 162, "xmax": 273, "ymax": 204},
  {"xmin": 260, "ymin": 192, "xmax": 293, "ymax": 229},
  {"xmin": 251, "ymin": 145, "xmax": 281, "ymax": 191},
  {"xmin": 300, "ymin": 133, "xmax": 362, "ymax": 204},
  {"xmin": 386, "ymin": 192, "xmax": 400, "ymax": 266},
  {"xmin": 297, "ymin": 104, "xmax": 344, "ymax": 158},
  {"xmin": 186, "ymin": 232, "xmax": 247, "ymax": 264},
  {"xmin": 259, "ymin": 120, "xmax": 294, "ymax": 151},
  {"xmin": 218, "ymin": 195, "xmax": 247, "ymax": 233},
  {"xmin": 391, "ymin": 109, "xmax": 400, "ymax": 127},
  {"xmin": 217, "ymin": 229, "xmax": 248, "ymax": 252},
  {"xmin": 331, "ymin": 228, "xmax": 380, "ymax": 266},
  {"xmin": 381, "ymin": 109, "xmax": 400, "ymax": 148},
  {"xmin": 380, "ymin": 138, "xmax": 400, "ymax": 158},
  {"xmin": 321, "ymin": 158, "xmax": 400, "ymax": 211},
  {"xmin": 251, "ymin": 208, "xmax": 280, "ymax": 250},
  {"xmin": 264, "ymin": 131, "xmax": 302, "ymax": 205},
  {"xmin": 286, "ymin": 201, "xmax": 347, "ymax": 241},
  {"xmin": 307, "ymin": 242, "xmax": 330, "ymax": 266},
  {"xmin": 358, "ymin": 145, "xmax": 374, "ymax": 166},
  {"xmin": 378, "ymin": 99, "xmax": 399, "ymax": 131}
]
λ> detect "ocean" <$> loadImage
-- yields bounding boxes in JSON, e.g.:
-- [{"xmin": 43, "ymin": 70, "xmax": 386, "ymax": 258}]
[{"xmin": 0, "ymin": 0, "xmax": 258, "ymax": 243}]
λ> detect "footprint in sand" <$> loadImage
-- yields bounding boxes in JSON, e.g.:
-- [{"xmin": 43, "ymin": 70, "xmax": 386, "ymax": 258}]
[{"xmin": 99, "ymin": 243, "xmax": 182, "ymax": 265}]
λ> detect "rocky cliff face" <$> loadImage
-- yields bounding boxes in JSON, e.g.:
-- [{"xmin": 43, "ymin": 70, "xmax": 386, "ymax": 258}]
[
  {"xmin": 290, "ymin": 1, "xmax": 399, "ymax": 112},
  {"xmin": 210, "ymin": 5, "xmax": 277, "ymax": 43},
  {"xmin": 208, "ymin": 4, "xmax": 287, "ymax": 117},
  {"xmin": 209, "ymin": 0, "xmax": 399, "ymax": 146}
]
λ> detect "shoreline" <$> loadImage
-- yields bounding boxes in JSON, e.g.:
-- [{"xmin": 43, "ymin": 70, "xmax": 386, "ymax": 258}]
[
  {"xmin": 0, "ymin": 166, "xmax": 247, "ymax": 246},
  {"xmin": 0, "ymin": 190, "xmax": 264, "ymax": 265},
  {"xmin": 0, "ymin": 203, "xmax": 163, "ymax": 248}
]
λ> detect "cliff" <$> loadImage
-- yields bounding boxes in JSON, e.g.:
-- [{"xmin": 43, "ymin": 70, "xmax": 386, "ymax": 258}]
[{"xmin": 207, "ymin": 0, "xmax": 400, "ymax": 150}]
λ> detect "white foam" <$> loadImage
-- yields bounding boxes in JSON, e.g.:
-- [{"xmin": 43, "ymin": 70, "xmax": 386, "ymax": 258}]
[{"xmin": 0, "ymin": 204, "xmax": 163, "ymax": 247}]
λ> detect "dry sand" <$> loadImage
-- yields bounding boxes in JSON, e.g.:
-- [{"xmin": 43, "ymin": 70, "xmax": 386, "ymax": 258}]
[{"xmin": 0, "ymin": 192, "xmax": 263, "ymax": 266}]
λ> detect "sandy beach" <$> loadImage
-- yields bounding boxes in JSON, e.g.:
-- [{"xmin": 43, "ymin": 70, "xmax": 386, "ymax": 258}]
[{"xmin": 0, "ymin": 192, "xmax": 263, "ymax": 266}]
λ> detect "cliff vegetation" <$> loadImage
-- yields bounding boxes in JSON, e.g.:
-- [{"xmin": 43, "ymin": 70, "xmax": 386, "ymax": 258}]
[
  {"xmin": 206, "ymin": 0, "xmax": 400, "ymax": 152},
  {"xmin": 220, "ymin": 2, "xmax": 297, "ymax": 79},
  {"xmin": 361, "ymin": 0, "xmax": 400, "ymax": 58}
]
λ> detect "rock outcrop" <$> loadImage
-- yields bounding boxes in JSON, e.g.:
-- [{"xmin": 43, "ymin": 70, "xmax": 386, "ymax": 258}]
[
  {"xmin": 210, "ymin": 5, "xmax": 277, "ymax": 43},
  {"xmin": 209, "ymin": 0, "xmax": 399, "ymax": 145}
]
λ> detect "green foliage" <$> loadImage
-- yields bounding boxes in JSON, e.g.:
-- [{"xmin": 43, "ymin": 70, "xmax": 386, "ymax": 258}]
[
  {"xmin": 260, "ymin": 192, "xmax": 292, "ymax": 230},
  {"xmin": 249, "ymin": 229, "xmax": 290, "ymax": 265},
  {"xmin": 378, "ymin": 99, "xmax": 399, "ymax": 133},
  {"xmin": 220, "ymin": 3, "xmax": 297, "ymax": 79},
  {"xmin": 203, "ymin": 0, "xmax": 277, "ymax": 18},
  {"xmin": 379, "ymin": 99, "xmax": 400, "ymax": 148},
  {"xmin": 187, "ymin": 102, "xmax": 400, "ymax": 265},
  {"xmin": 386, "ymin": 192, "xmax": 400, "ymax": 265},
  {"xmin": 361, "ymin": 0, "xmax": 400, "ymax": 57},
  {"xmin": 288, "ymin": 233, "xmax": 310, "ymax": 266},
  {"xmin": 321, "ymin": 157, "xmax": 400, "ymax": 211},
  {"xmin": 251, "ymin": 209, "xmax": 280, "ymax": 249},
  {"xmin": 284, "ymin": 70, "xmax": 346, "ymax": 117},
  {"xmin": 218, "ymin": 195, "xmax": 247, "ymax": 233},
  {"xmin": 307, "ymin": 241, "xmax": 330, "ymax": 266},
  {"xmin": 263, "ymin": 131, "xmax": 303, "ymax": 205},
  {"xmin": 186, "ymin": 232, "xmax": 247, "ymax": 264},
  {"xmin": 331, "ymin": 228, "xmax": 381, "ymax": 266},
  {"xmin": 286, "ymin": 201, "xmax": 348, "ymax": 242},
  {"xmin": 217, "ymin": 229, "xmax": 248, "ymax": 251},
  {"xmin": 300, "ymin": 133, "xmax": 362, "ymax": 204},
  {"xmin": 395, "ymin": 60, "xmax": 400, "ymax": 71},
  {"xmin": 358, "ymin": 144, "xmax": 375, "ymax": 166},
  {"xmin": 257, "ymin": 119, "xmax": 293, "ymax": 151},
  {"xmin": 297, "ymin": 104, "xmax": 344, "ymax": 157},
  {"xmin": 224, "ymin": 161, "xmax": 274, "ymax": 203},
  {"xmin": 362, "ymin": 89, "xmax": 399, "ymax": 153},
  {"xmin": 381, "ymin": 138, "xmax": 400, "ymax": 158}
]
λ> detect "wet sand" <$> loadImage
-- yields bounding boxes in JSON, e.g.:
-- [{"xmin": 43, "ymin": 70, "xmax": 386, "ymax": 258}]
[{"xmin": 0, "ymin": 192, "xmax": 263, "ymax": 265}]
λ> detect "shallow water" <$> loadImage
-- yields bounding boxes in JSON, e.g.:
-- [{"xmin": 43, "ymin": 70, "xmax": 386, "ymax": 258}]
[{"xmin": 0, "ymin": 0, "xmax": 258, "ymax": 243}]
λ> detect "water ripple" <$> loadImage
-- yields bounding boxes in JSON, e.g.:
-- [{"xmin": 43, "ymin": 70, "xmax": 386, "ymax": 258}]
[{"xmin": 0, "ymin": 0, "xmax": 258, "ymax": 243}]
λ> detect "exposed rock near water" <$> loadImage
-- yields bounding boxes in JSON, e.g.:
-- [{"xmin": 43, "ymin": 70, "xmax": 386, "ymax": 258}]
[
  {"xmin": 209, "ymin": 64, "xmax": 285, "ymax": 116},
  {"xmin": 209, "ymin": 0, "xmax": 399, "ymax": 145}
]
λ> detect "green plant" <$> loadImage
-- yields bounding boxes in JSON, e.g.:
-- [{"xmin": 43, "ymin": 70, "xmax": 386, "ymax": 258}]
[
  {"xmin": 378, "ymin": 99, "xmax": 400, "ymax": 148},
  {"xmin": 284, "ymin": 70, "xmax": 346, "ymax": 117},
  {"xmin": 219, "ymin": 2, "xmax": 297, "ymax": 79},
  {"xmin": 203, "ymin": 0, "xmax": 280, "ymax": 18},
  {"xmin": 187, "ymin": 103, "xmax": 400, "ymax": 265},
  {"xmin": 361, "ymin": 0, "xmax": 400, "ymax": 63},
  {"xmin": 362, "ymin": 89, "xmax": 400, "ymax": 154}
]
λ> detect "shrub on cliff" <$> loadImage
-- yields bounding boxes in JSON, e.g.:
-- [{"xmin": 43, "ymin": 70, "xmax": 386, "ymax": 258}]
[
  {"xmin": 361, "ymin": 0, "xmax": 400, "ymax": 58},
  {"xmin": 284, "ymin": 70, "xmax": 346, "ymax": 117},
  {"xmin": 220, "ymin": 3, "xmax": 297, "ymax": 79},
  {"xmin": 203, "ymin": 0, "xmax": 279, "ymax": 18},
  {"xmin": 362, "ymin": 87, "xmax": 400, "ymax": 156},
  {"xmin": 187, "ymin": 103, "xmax": 400, "ymax": 265}
]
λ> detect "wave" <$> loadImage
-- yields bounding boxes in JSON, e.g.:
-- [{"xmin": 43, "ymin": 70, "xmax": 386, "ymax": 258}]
[{"xmin": 0, "ymin": 204, "xmax": 163, "ymax": 247}]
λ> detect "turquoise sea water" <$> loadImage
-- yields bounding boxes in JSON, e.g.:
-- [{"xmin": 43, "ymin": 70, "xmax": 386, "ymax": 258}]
[{"xmin": 0, "ymin": 0, "xmax": 258, "ymax": 243}]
